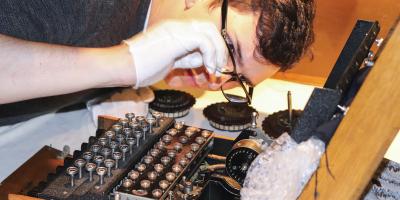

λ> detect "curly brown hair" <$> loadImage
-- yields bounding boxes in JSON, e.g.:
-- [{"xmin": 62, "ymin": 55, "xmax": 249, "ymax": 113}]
[{"xmin": 209, "ymin": 0, "xmax": 315, "ymax": 70}]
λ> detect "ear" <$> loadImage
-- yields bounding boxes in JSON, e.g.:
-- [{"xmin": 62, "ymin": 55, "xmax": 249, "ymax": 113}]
[{"xmin": 185, "ymin": 0, "xmax": 197, "ymax": 10}]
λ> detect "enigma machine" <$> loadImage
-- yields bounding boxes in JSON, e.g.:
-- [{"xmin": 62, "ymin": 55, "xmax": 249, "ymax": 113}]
[{"xmin": 1, "ymin": 19, "xmax": 400, "ymax": 200}]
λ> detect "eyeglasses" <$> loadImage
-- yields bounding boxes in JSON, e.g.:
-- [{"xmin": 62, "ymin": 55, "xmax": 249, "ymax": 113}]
[{"xmin": 220, "ymin": 0, "xmax": 254, "ymax": 105}]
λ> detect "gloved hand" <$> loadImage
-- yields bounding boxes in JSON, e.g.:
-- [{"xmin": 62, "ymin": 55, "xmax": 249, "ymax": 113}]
[{"xmin": 123, "ymin": 20, "xmax": 227, "ymax": 88}]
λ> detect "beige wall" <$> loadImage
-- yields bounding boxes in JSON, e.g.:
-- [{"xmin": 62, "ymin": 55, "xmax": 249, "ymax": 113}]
[{"xmin": 273, "ymin": 0, "xmax": 400, "ymax": 86}]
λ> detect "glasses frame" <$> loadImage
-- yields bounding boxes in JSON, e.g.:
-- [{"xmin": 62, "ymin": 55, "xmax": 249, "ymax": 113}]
[{"xmin": 220, "ymin": 0, "xmax": 254, "ymax": 104}]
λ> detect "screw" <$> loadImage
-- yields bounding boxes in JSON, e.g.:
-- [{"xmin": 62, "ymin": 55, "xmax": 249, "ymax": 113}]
[
  {"xmin": 96, "ymin": 167, "xmax": 107, "ymax": 185},
  {"xmin": 104, "ymin": 159, "xmax": 115, "ymax": 177},
  {"xmin": 85, "ymin": 163, "xmax": 96, "ymax": 182},
  {"xmin": 66, "ymin": 166, "xmax": 78, "ymax": 187},
  {"xmin": 126, "ymin": 137, "xmax": 136, "ymax": 154},
  {"xmin": 82, "ymin": 151, "xmax": 93, "ymax": 163},
  {"xmin": 105, "ymin": 130, "xmax": 115, "ymax": 144},
  {"xmin": 112, "ymin": 152, "xmax": 122, "ymax": 169},
  {"xmin": 125, "ymin": 113, "xmax": 135, "ymax": 122},
  {"xmin": 100, "ymin": 147, "xmax": 111, "ymax": 159},
  {"xmin": 93, "ymin": 155, "xmax": 104, "ymax": 167},
  {"xmin": 120, "ymin": 144, "xmax": 129, "ymax": 161},
  {"xmin": 109, "ymin": 141, "xmax": 118, "ymax": 154},
  {"xmin": 91, "ymin": 144, "xmax": 101, "ymax": 156},
  {"xmin": 74, "ymin": 159, "xmax": 86, "ymax": 179}
]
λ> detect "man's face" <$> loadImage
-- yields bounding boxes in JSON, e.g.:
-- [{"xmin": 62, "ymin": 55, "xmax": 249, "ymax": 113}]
[{"xmin": 148, "ymin": 0, "xmax": 280, "ymax": 90}]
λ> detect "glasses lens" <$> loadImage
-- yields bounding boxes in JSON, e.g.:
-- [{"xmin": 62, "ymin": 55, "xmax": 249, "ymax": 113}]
[{"xmin": 221, "ymin": 79, "xmax": 248, "ymax": 103}]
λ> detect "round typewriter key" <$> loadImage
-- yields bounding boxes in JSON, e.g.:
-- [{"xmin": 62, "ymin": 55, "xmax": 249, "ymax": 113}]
[
  {"xmin": 129, "ymin": 170, "xmax": 140, "ymax": 180},
  {"xmin": 147, "ymin": 117, "xmax": 156, "ymax": 134},
  {"xmin": 74, "ymin": 159, "xmax": 86, "ymax": 179},
  {"xmin": 123, "ymin": 128, "xmax": 132, "ymax": 137},
  {"xmin": 172, "ymin": 164, "xmax": 183, "ymax": 174},
  {"xmin": 187, "ymin": 126, "xmax": 200, "ymax": 132},
  {"xmin": 143, "ymin": 155, "xmax": 154, "ymax": 165},
  {"xmin": 161, "ymin": 156, "xmax": 171, "ymax": 166},
  {"xmin": 167, "ymin": 128, "xmax": 178, "ymax": 136},
  {"xmin": 129, "ymin": 121, "xmax": 140, "ymax": 130},
  {"xmin": 85, "ymin": 163, "xmax": 96, "ymax": 182},
  {"xmin": 119, "ymin": 118, "xmax": 129, "ymax": 128},
  {"xmin": 154, "ymin": 164, "xmax": 164, "ymax": 173},
  {"xmin": 174, "ymin": 142, "xmax": 183, "ymax": 152},
  {"xmin": 201, "ymin": 130, "xmax": 212, "ymax": 138},
  {"xmin": 152, "ymin": 112, "xmax": 162, "ymax": 127},
  {"xmin": 167, "ymin": 150, "xmax": 177, "ymax": 158},
  {"xmin": 179, "ymin": 136, "xmax": 189, "ymax": 144},
  {"xmin": 179, "ymin": 158, "xmax": 189, "ymax": 167},
  {"xmin": 150, "ymin": 148, "xmax": 161, "ymax": 158},
  {"xmin": 93, "ymin": 155, "xmax": 104, "ymax": 167},
  {"xmin": 140, "ymin": 179, "xmax": 151, "ymax": 189},
  {"xmin": 100, "ymin": 147, "xmax": 111, "ymax": 159},
  {"xmin": 82, "ymin": 151, "xmax": 93, "ymax": 163},
  {"xmin": 112, "ymin": 124, "xmax": 123, "ymax": 134},
  {"xmin": 184, "ymin": 129, "xmax": 195, "ymax": 138},
  {"xmin": 137, "ymin": 163, "xmax": 147, "ymax": 173},
  {"xmin": 195, "ymin": 136, "xmax": 205, "ymax": 145},
  {"xmin": 91, "ymin": 145, "xmax": 101, "ymax": 156},
  {"xmin": 112, "ymin": 152, "xmax": 122, "ymax": 169},
  {"xmin": 66, "ymin": 166, "xmax": 78, "ymax": 187},
  {"xmin": 105, "ymin": 130, "xmax": 115, "ymax": 144},
  {"xmin": 155, "ymin": 141, "xmax": 166, "ymax": 150},
  {"xmin": 96, "ymin": 167, "xmax": 107, "ymax": 185},
  {"xmin": 159, "ymin": 180, "xmax": 170, "ymax": 190},
  {"xmin": 136, "ymin": 116, "xmax": 146, "ymax": 126},
  {"xmin": 162, "ymin": 134, "xmax": 173, "ymax": 144},
  {"xmin": 119, "ymin": 144, "xmax": 129, "ymax": 161},
  {"xmin": 98, "ymin": 137, "xmax": 108, "ymax": 147},
  {"xmin": 125, "ymin": 113, "xmax": 135, "ymax": 122},
  {"xmin": 165, "ymin": 172, "xmax": 176, "ymax": 182},
  {"xmin": 147, "ymin": 171, "xmax": 158, "ymax": 181},
  {"xmin": 122, "ymin": 179, "xmax": 133, "ymax": 190},
  {"xmin": 190, "ymin": 143, "xmax": 200, "ymax": 152},
  {"xmin": 174, "ymin": 121, "xmax": 185, "ymax": 130},
  {"xmin": 152, "ymin": 189, "xmax": 163, "ymax": 198},
  {"xmin": 116, "ymin": 134, "xmax": 125, "ymax": 144},
  {"xmin": 132, "ymin": 189, "xmax": 148, "ymax": 196},
  {"xmin": 109, "ymin": 141, "xmax": 118, "ymax": 154},
  {"xmin": 185, "ymin": 151, "xmax": 194, "ymax": 160},
  {"xmin": 104, "ymin": 159, "xmax": 115, "ymax": 177}
]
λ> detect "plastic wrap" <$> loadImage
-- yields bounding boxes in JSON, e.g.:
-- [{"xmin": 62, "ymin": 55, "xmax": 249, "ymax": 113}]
[{"xmin": 241, "ymin": 133, "xmax": 325, "ymax": 200}]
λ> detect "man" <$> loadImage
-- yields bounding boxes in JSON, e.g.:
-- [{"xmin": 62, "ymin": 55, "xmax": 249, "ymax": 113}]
[{"xmin": 0, "ymin": 0, "xmax": 315, "ymax": 181}]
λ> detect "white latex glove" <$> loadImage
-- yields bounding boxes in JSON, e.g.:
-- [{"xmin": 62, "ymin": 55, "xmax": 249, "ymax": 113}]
[{"xmin": 123, "ymin": 20, "xmax": 227, "ymax": 88}]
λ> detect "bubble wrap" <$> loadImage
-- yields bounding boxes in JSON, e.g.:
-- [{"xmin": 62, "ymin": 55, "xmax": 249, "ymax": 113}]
[{"xmin": 241, "ymin": 133, "xmax": 325, "ymax": 200}]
